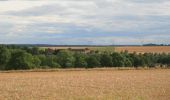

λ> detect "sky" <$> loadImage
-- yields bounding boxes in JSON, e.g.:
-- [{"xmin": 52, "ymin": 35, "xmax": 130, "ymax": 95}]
[{"xmin": 0, "ymin": 0, "xmax": 170, "ymax": 45}]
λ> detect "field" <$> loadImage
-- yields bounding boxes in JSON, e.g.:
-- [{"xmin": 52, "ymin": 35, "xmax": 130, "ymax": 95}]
[
  {"xmin": 42, "ymin": 46, "xmax": 170, "ymax": 53},
  {"xmin": 0, "ymin": 69, "xmax": 170, "ymax": 100},
  {"xmin": 115, "ymin": 46, "xmax": 170, "ymax": 53}
]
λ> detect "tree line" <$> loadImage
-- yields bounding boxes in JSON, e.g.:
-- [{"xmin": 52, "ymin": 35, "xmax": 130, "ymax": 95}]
[{"xmin": 0, "ymin": 45, "xmax": 169, "ymax": 70}]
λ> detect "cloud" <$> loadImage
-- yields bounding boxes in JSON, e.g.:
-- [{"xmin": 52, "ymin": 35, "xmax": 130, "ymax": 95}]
[{"xmin": 0, "ymin": 0, "xmax": 170, "ymax": 45}]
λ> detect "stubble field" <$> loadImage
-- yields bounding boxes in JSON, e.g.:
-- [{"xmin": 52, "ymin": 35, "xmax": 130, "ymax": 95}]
[
  {"xmin": 0, "ymin": 69, "xmax": 170, "ymax": 100},
  {"xmin": 42, "ymin": 46, "xmax": 170, "ymax": 53},
  {"xmin": 115, "ymin": 46, "xmax": 170, "ymax": 53}
]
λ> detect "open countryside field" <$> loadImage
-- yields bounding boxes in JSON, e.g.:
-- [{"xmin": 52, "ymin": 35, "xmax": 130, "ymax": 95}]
[
  {"xmin": 115, "ymin": 46, "xmax": 170, "ymax": 54},
  {"xmin": 0, "ymin": 69, "xmax": 170, "ymax": 100},
  {"xmin": 42, "ymin": 46, "xmax": 170, "ymax": 53}
]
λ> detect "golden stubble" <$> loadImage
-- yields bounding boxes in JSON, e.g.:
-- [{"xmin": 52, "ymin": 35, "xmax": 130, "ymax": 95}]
[{"xmin": 0, "ymin": 69, "xmax": 170, "ymax": 100}]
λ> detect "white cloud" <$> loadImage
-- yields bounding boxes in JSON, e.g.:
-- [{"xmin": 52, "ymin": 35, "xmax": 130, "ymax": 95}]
[{"xmin": 0, "ymin": 0, "xmax": 170, "ymax": 44}]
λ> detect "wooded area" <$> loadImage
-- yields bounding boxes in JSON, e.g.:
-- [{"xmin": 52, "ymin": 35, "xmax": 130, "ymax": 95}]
[{"xmin": 0, "ymin": 45, "xmax": 170, "ymax": 70}]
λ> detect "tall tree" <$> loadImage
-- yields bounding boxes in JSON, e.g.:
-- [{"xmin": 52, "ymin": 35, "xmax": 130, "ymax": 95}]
[
  {"xmin": 6, "ymin": 50, "xmax": 35, "ymax": 70},
  {"xmin": 111, "ymin": 52, "xmax": 125, "ymax": 67},
  {"xmin": 74, "ymin": 53, "xmax": 88, "ymax": 68},
  {"xmin": 86, "ymin": 54, "xmax": 101, "ymax": 68},
  {"xmin": 0, "ymin": 46, "xmax": 11, "ymax": 69},
  {"xmin": 57, "ymin": 50, "xmax": 75, "ymax": 68},
  {"xmin": 100, "ymin": 53, "xmax": 113, "ymax": 67}
]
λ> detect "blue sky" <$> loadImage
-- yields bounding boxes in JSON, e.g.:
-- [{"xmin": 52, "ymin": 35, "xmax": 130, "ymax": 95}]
[{"xmin": 0, "ymin": 0, "xmax": 170, "ymax": 45}]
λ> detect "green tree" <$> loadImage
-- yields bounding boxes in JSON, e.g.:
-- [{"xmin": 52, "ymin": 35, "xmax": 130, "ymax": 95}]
[
  {"xmin": 74, "ymin": 53, "xmax": 88, "ymax": 68},
  {"xmin": 129, "ymin": 53, "xmax": 145, "ymax": 67},
  {"xmin": 57, "ymin": 50, "xmax": 75, "ymax": 68},
  {"xmin": 31, "ymin": 47, "xmax": 40, "ymax": 55},
  {"xmin": 121, "ymin": 52, "xmax": 133, "ymax": 67},
  {"xmin": 111, "ymin": 52, "xmax": 125, "ymax": 67},
  {"xmin": 6, "ymin": 50, "xmax": 35, "ymax": 70},
  {"xmin": 100, "ymin": 53, "xmax": 113, "ymax": 67},
  {"xmin": 86, "ymin": 54, "xmax": 101, "ymax": 68},
  {"xmin": 159, "ymin": 54, "xmax": 170, "ymax": 66},
  {"xmin": 32, "ymin": 56, "xmax": 41, "ymax": 67},
  {"xmin": 38, "ymin": 55, "xmax": 60, "ymax": 68},
  {"xmin": 46, "ymin": 55, "xmax": 61, "ymax": 68},
  {"xmin": 0, "ymin": 46, "xmax": 11, "ymax": 70},
  {"xmin": 124, "ymin": 57, "xmax": 132, "ymax": 67}
]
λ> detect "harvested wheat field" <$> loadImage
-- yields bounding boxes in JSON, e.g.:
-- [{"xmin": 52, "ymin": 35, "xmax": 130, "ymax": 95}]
[
  {"xmin": 0, "ymin": 69, "xmax": 170, "ymax": 100},
  {"xmin": 115, "ymin": 46, "xmax": 170, "ymax": 53},
  {"xmin": 42, "ymin": 46, "xmax": 170, "ymax": 54}
]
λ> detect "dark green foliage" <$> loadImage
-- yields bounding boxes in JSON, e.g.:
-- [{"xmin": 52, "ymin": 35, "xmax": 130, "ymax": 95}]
[
  {"xmin": 124, "ymin": 57, "xmax": 133, "ymax": 67},
  {"xmin": 111, "ymin": 52, "xmax": 125, "ymax": 67},
  {"xmin": 32, "ymin": 56, "xmax": 41, "ymax": 67},
  {"xmin": 121, "ymin": 52, "xmax": 133, "ymax": 67},
  {"xmin": 100, "ymin": 53, "xmax": 113, "ymax": 67},
  {"xmin": 0, "ymin": 45, "xmax": 170, "ymax": 70},
  {"xmin": 74, "ymin": 53, "xmax": 88, "ymax": 68},
  {"xmin": 57, "ymin": 50, "xmax": 75, "ymax": 68},
  {"xmin": 158, "ymin": 54, "xmax": 170, "ymax": 66},
  {"xmin": 45, "ymin": 55, "xmax": 61, "ymax": 68},
  {"xmin": 86, "ymin": 54, "xmax": 101, "ymax": 68},
  {"xmin": 0, "ymin": 46, "xmax": 11, "ymax": 70},
  {"xmin": 6, "ymin": 50, "xmax": 35, "ymax": 70},
  {"xmin": 37, "ymin": 55, "xmax": 61, "ymax": 68},
  {"xmin": 32, "ymin": 47, "xmax": 40, "ymax": 55},
  {"xmin": 129, "ymin": 53, "xmax": 145, "ymax": 67},
  {"xmin": 143, "ymin": 53, "xmax": 157, "ymax": 67}
]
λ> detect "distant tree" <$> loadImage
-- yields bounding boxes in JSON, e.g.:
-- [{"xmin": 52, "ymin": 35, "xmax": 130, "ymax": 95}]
[
  {"xmin": 111, "ymin": 52, "xmax": 125, "ymax": 67},
  {"xmin": 74, "ymin": 53, "xmax": 88, "ymax": 68},
  {"xmin": 124, "ymin": 57, "xmax": 133, "ymax": 67},
  {"xmin": 86, "ymin": 54, "xmax": 101, "ymax": 68},
  {"xmin": 38, "ymin": 55, "xmax": 60, "ymax": 68},
  {"xmin": 32, "ymin": 56, "xmax": 41, "ymax": 67},
  {"xmin": 38, "ymin": 55, "xmax": 47, "ymax": 66},
  {"xmin": 100, "ymin": 52, "xmax": 113, "ymax": 67},
  {"xmin": 46, "ymin": 55, "xmax": 61, "ymax": 68},
  {"xmin": 121, "ymin": 51, "xmax": 133, "ymax": 67},
  {"xmin": 0, "ymin": 45, "xmax": 170, "ymax": 70},
  {"xmin": 0, "ymin": 46, "xmax": 11, "ymax": 70},
  {"xmin": 6, "ymin": 50, "xmax": 35, "ymax": 70},
  {"xmin": 31, "ymin": 47, "xmax": 40, "ymax": 55},
  {"xmin": 57, "ymin": 50, "xmax": 75, "ymax": 68},
  {"xmin": 129, "ymin": 53, "xmax": 145, "ymax": 67},
  {"xmin": 143, "ymin": 53, "xmax": 157, "ymax": 67},
  {"xmin": 158, "ymin": 54, "xmax": 170, "ymax": 66}
]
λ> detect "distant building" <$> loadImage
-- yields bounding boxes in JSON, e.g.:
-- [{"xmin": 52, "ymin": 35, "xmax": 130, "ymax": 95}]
[
  {"xmin": 46, "ymin": 48, "xmax": 91, "ymax": 54},
  {"xmin": 68, "ymin": 48, "xmax": 91, "ymax": 53}
]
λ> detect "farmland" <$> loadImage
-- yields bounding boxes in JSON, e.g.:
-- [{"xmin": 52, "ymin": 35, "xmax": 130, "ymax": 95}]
[
  {"xmin": 0, "ymin": 69, "xmax": 170, "ymax": 100},
  {"xmin": 115, "ymin": 46, "xmax": 170, "ymax": 54},
  {"xmin": 41, "ymin": 46, "xmax": 170, "ymax": 53}
]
